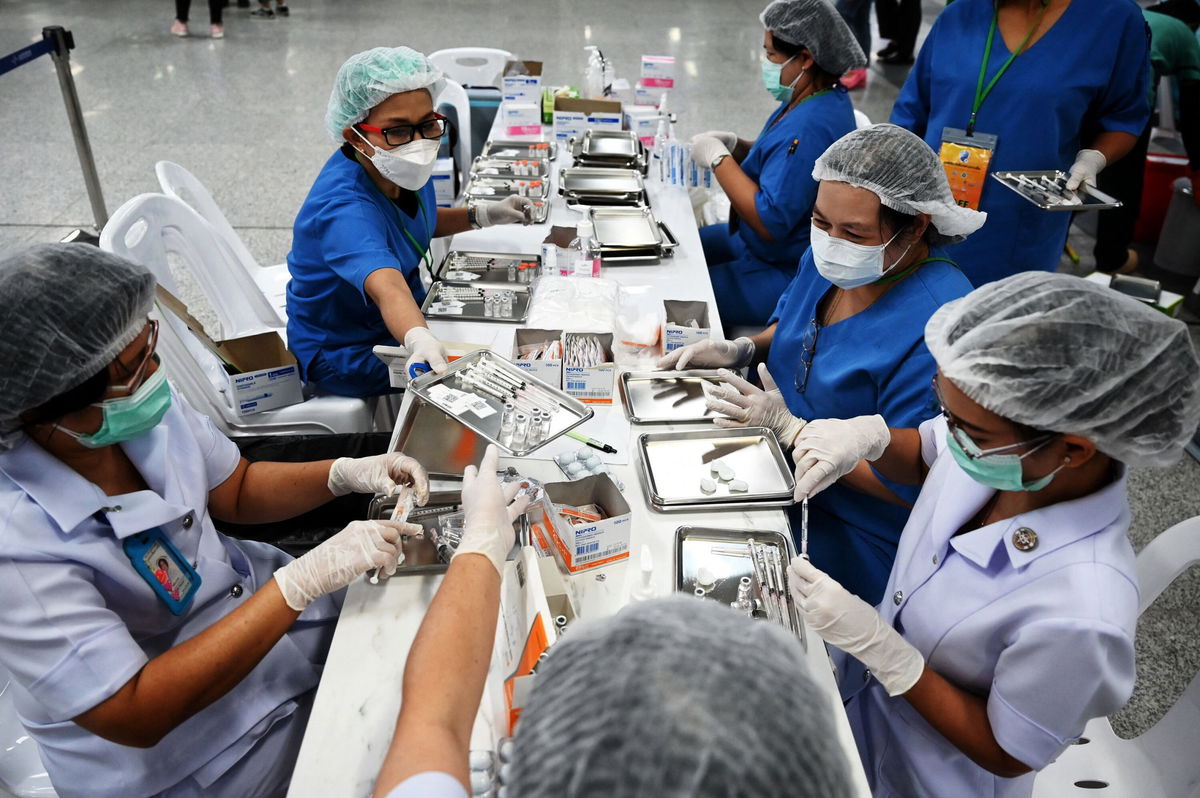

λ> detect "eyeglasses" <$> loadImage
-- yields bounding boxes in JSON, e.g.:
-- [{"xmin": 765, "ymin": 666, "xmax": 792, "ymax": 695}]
[
  {"xmin": 930, "ymin": 375, "xmax": 1054, "ymax": 459},
  {"xmin": 793, "ymin": 318, "xmax": 821, "ymax": 394},
  {"xmin": 357, "ymin": 114, "xmax": 449, "ymax": 147},
  {"xmin": 109, "ymin": 319, "xmax": 159, "ymax": 395}
]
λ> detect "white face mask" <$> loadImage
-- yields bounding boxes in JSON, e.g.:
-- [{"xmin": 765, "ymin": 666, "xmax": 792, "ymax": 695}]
[
  {"xmin": 354, "ymin": 129, "xmax": 439, "ymax": 190},
  {"xmin": 809, "ymin": 225, "xmax": 913, "ymax": 289}
]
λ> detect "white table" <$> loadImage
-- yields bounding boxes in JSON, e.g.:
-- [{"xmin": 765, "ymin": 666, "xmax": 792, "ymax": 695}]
[{"xmin": 289, "ymin": 139, "xmax": 871, "ymax": 798}]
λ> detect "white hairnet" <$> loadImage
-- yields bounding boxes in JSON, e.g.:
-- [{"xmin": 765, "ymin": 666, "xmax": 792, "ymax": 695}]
[
  {"xmin": 507, "ymin": 595, "xmax": 855, "ymax": 798},
  {"xmin": 0, "ymin": 244, "xmax": 155, "ymax": 450},
  {"xmin": 324, "ymin": 46, "xmax": 446, "ymax": 141},
  {"xmin": 760, "ymin": 0, "xmax": 867, "ymax": 76},
  {"xmin": 812, "ymin": 123, "xmax": 986, "ymax": 245},
  {"xmin": 926, "ymin": 272, "xmax": 1200, "ymax": 467}
]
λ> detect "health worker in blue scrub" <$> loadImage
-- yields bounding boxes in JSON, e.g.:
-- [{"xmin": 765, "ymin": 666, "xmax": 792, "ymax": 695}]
[
  {"xmin": 785, "ymin": 273, "xmax": 1200, "ymax": 797},
  {"xmin": 663, "ymin": 125, "xmax": 986, "ymax": 605},
  {"xmin": 689, "ymin": 0, "xmax": 866, "ymax": 327},
  {"xmin": 287, "ymin": 47, "xmax": 534, "ymax": 398},
  {"xmin": 890, "ymin": 0, "xmax": 1150, "ymax": 287}
]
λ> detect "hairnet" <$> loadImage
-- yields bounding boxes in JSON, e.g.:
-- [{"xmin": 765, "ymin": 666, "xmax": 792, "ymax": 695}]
[
  {"xmin": 506, "ymin": 595, "xmax": 855, "ymax": 798},
  {"xmin": 0, "ymin": 244, "xmax": 155, "ymax": 450},
  {"xmin": 812, "ymin": 123, "xmax": 986, "ymax": 245},
  {"xmin": 760, "ymin": 0, "xmax": 867, "ymax": 76},
  {"xmin": 926, "ymin": 272, "xmax": 1200, "ymax": 467},
  {"xmin": 325, "ymin": 46, "xmax": 446, "ymax": 141}
]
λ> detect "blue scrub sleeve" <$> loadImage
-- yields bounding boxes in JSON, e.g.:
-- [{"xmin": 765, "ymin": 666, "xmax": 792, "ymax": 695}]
[
  {"xmin": 767, "ymin": 262, "xmax": 805, "ymax": 326},
  {"xmin": 314, "ymin": 199, "xmax": 408, "ymax": 305},
  {"xmin": 987, "ymin": 614, "xmax": 1136, "ymax": 770},
  {"xmin": 889, "ymin": 26, "xmax": 936, "ymax": 138},
  {"xmin": 1088, "ymin": 12, "xmax": 1152, "ymax": 136},
  {"xmin": 867, "ymin": 339, "xmax": 940, "ymax": 500},
  {"xmin": 175, "ymin": 392, "xmax": 241, "ymax": 489},
  {"xmin": 752, "ymin": 140, "xmax": 822, "ymax": 240},
  {"xmin": 0, "ymin": 557, "xmax": 148, "ymax": 722},
  {"xmin": 384, "ymin": 771, "xmax": 469, "ymax": 798}
]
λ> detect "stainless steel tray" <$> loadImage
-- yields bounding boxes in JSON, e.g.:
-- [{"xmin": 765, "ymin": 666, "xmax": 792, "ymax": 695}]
[
  {"xmin": 391, "ymin": 398, "xmax": 491, "ymax": 478},
  {"xmin": 471, "ymin": 156, "xmax": 550, "ymax": 179},
  {"xmin": 576, "ymin": 129, "xmax": 640, "ymax": 160},
  {"xmin": 366, "ymin": 488, "xmax": 463, "ymax": 575},
  {"xmin": 590, "ymin": 206, "xmax": 663, "ymax": 248},
  {"xmin": 637, "ymin": 427, "xmax": 795, "ymax": 510},
  {"xmin": 408, "ymin": 350, "xmax": 594, "ymax": 456},
  {"xmin": 619, "ymin": 370, "xmax": 723, "ymax": 423},
  {"xmin": 481, "ymin": 139, "xmax": 558, "ymax": 160},
  {"xmin": 674, "ymin": 525, "xmax": 805, "ymax": 649},
  {"xmin": 464, "ymin": 175, "xmax": 549, "ymax": 200},
  {"xmin": 559, "ymin": 167, "xmax": 644, "ymax": 195},
  {"xmin": 991, "ymin": 170, "xmax": 1123, "ymax": 211},
  {"xmin": 468, "ymin": 196, "xmax": 550, "ymax": 224},
  {"xmin": 434, "ymin": 250, "xmax": 542, "ymax": 281},
  {"xmin": 421, "ymin": 280, "xmax": 532, "ymax": 323}
]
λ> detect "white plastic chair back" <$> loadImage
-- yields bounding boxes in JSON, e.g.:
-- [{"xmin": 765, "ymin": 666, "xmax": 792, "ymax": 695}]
[
  {"xmin": 153, "ymin": 162, "xmax": 291, "ymax": 321},
  {"xmin": 0, "ymin": 669, "xmax": 56, "ymax": 798},
  {"xmin": 853, "ymin": 109, "xmax": 872, "ymax": 130},
  {"xmin": 1032, "ymin": 515, "xmax": 1200, "ymax": 797},
  {"xmin": 437, "ymin": 79, "xmax": 473, "ymax": 201},
  {"xmin": 100, "ymin": 193, "xmax": 283, "ymax": 340},
  {"xmin": 428, "ymin": 47, "xmax": 513, "ymax": 88},
  {"xmin": 151, "ymin": 302, "xmax": 374, "ymax": 437}
]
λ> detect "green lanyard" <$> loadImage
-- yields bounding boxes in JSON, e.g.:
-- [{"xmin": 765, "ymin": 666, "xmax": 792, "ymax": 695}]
[
  {"xmin": 398, "ymin": 192, "xmax": 434, "ymax": 278},
  {"xmin": 968, "ymin": 0, "xmax": 1049, "ymax": 135},
  {"xmin": 876, "ymin": 256, "xmax": 959, "ymax": 285}
]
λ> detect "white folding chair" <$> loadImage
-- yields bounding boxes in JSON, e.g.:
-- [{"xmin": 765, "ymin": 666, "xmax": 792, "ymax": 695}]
[
  {"xmin": 428, "ymin": 47, "xmax": 513, "ymax": 89},
  {"xmin": 437, "ymin": 79, "xmax": 473, "ymax": 201},
  {"xmin": 0, "ymin": 669, "xmax": 56, "ymax": 798},
  {"xmin": 101, "ymin": 193, "xmax": 284, "ymax": 341},
  {"xmin": 155, "ymin": 161, "xmax": 291, "ymax": 322},
  {"xmin": 1033, "ymin": 515, "xmax": 1200, "ymax": 797}
]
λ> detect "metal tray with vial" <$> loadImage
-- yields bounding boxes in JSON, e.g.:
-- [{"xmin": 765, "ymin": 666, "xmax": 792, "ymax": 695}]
[
  {"xmin": 470, "ymin": 156, "xmax": 550, "ymax": 179},
  {"xmin": 433, "ymin": 249, "xmax": 543, "ymax": 282},
  {"xmin": 463, "ymin": 175, "xmax": 550, "ymax": 200},
  {"xmin": 589, "ymin": 206, "xmax": 679, "ymax": 264},
  {"xmin": 480, "ymin": 139, "xmax": 558, "ymax": 161},
  {"xmin": 421, "ymin": 280, "xmax": 533, "ymax": 323},
  {"xmin": 408, "ymin": 350, "xmax": 594, "ymax": 456},
  {"xmin": 991, "ymin": 170, "xmax": 1122, "ymax": 211},
  {"xmin": 570, "ymin": 129, "xmax": 648, "ymax": 173},
  {"xmin": 674, "ymin": 525, "xmax": 805, "ymax": 648},
  {"xmin": 469, "ymin": 195, "xmax": 550, "ymax": 225},
  {"xmin": 366, "ymin": 488, "xmax": 464, "ymax": 576},
  {"xmin": 618, "ymin": 370, "xmax": 723, "ymax": 424},
  {"xmin": 636, "ymin": 427, "xmax": 795, "ymax": 511},
  {"xmin": 559, "ymin": 167, "xmax": 646, "ymax": 208}
]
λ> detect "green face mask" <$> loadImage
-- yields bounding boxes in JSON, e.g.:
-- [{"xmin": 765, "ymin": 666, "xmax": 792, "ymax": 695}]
[
  {"xmin": 761, "ymin": 54, "xmax": 801, "ymax": 101},
  {"xmin": 946, "ymin": 426, "xmax": 1063, "ymax": 492},
  {"xmin": 55, "ymin": 366, "xmax": 172, "ymax": 448}
]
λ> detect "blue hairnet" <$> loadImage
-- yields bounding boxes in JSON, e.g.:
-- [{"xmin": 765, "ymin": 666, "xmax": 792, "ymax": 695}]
[{"xmin": 325, "ymin": 46, "xmax": 445, "ymax": 141}]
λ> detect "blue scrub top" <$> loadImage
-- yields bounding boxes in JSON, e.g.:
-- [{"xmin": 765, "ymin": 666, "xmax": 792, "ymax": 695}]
[
  {"xmin": 890, "ymin": 0, "xmax": 1150, "ymax": 286},
  {"xmin": 286, "ymin": 146, "xmax": 435, "ymax": 397},
  {"xmin": 767, "ymin": 250, "xmax": 973, "ymax": 604}
]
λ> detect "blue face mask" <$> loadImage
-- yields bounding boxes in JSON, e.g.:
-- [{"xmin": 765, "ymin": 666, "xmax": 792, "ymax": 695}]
[
  {"xmin": 761, "ymin": 54, "xmax": 801, "ymax": 101},
  {"xmin": 945, "ymin": 426, "xmax": 1064, "ymax": 492},
  {"xmin": 55, "ymin": 366, "xmax": 172, "ymax": 448}
]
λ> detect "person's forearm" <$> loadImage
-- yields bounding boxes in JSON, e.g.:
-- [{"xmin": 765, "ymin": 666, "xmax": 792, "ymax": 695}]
[
  {"xmin": 211, "ymin": 458, "xmax": 338, "ymax": 524},
  {"xmin": 839, "ymin": 460, "xmax": 914, "ymax": 507},
  {"xmin": 749, "ymin": 322, "xmax": 777, "ymax": 362},
  {"xmin": 73, "ymin": 580, "xmax": 300, "ymax": 748},
  {"xmin": 374, "ymin": 555, "xmax": 501, "ymax": 795},
  {"xmin": 732, "ymin": 138, "xmax": 754, "ymax": 162},
  {"xmin": 435, "ymin": 206, "xmax": 472, "ymax": 236},
  {"xmin": 903, "ymin": 667, "xmax": 1032, "ymax": 777},
  {"xmin": 868, "ymin": 427, "xmax": 927, "ymax": 486},
  {"xmin": 365, "ymin": 269, "xmax": 429, "ymax": 345},
  {"xmin": 713, "ymin": 159, "xmax": 773, "ymax": 239},
  {"xmin": 1090, "ymin": 130, "xmax": 1138, "ymax": 167}
]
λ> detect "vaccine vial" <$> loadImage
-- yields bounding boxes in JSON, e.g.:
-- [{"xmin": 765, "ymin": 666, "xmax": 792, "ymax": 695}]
[{"xmin": 541, "ymin": 244, "xmax": 556, "ymax": 277}]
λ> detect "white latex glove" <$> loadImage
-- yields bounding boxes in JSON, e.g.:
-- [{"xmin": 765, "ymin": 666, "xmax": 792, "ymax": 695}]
[
  {"xmin": 689, "ymin": 134, "xmax": 731, "ymax": 169},
  {"xmin": 788, "ymin": 557, "xmax": 924, "ymax": 696},
  {"xmin": 327, "ymin": 452, "xmax": 430, "ymax": 503},
  {"xmin": 475, "ymin": 195, "xmax": 534, "ymax": 227},
  {"xmin": 404, "ymin": 326, "xmax": 449, "ymax": 376},
  {"xmin": 274, "ymin": 519, "xmax": 418, "ymax": 610},
  {"xmin": 708, "ymin": 364, "xmax": 807, "ymax": 445},
  {"xmin": 1065, "ymin": 148, "xmax": 1107, "ymax": 191},
  {"xmin": 791, "ymin": 414, "xmax": 890, "ymax": 500},
  {"xmin": 698, "ymin": 130, "xmax": 739, "ymax": 150},
  {"xmin": 452, "ymin": 445, "xmax": 532, "ymax": 576},
  {"xmin": 656, "ymin": 337, "xmax": 756, "ymax": 371}
]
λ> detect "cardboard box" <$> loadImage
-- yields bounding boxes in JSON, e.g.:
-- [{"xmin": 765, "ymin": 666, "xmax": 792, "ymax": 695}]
[
  {"xmin": 512, "ymin": 328, "xmax": 563, "ymax": 387},
  {"xmin": 562, "ymin": 331, "xmax": 615, "ymax": 404},
  {"xmin": 533, "ymin": 475, "xmax": 633, "ymax": 573},
  {"xmin": 502, "ymin": 60, "xmax": 543, "ymax": 104},
  {"xmin": 633, "ymin": 80, "xmax": 660, "ymax": 106},
  {"xmin": 640, "ymin": 54, "xmax": 676, "ymax": 88},
  {"xmin": 624, "ymin": 104, "xmax": 661, "ymax": 147},
  {"xmin": 155, "ymin": 287, "xmax": 303, "ymax": 416},
  {"xmin": 501, "ymin": 101, "xmax": 542, "ymax": 137},
  {"xmin": 431, "ymin": 156, "xmax": 455, "ymax": 207},
  {"xmin": 552, "ymin": 96, "xmax": 623, "ymax": 143},
  {"xmin": 662, "ymin": 300, "xmax": 712, "ymax": 353}
]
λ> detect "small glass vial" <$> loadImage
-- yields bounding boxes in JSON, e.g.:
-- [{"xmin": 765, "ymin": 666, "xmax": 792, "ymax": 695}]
[
  {"xmin": 500, "ymin": 402, "xmax": 516, "ymax": 433},
  {"xmin": 512, "ymin": 412, "xmax": 530, "ymax": 447},
  {"xmin": 537, "ymin": 410, "xmax": 552, "ymax": 440},
  {"xmin": 483, "ymin": 294, "xmax": 495, "ymax": 317},
  {"xmin": 507, "ymin": 262, "xmax": 517, "ymax": 282}
]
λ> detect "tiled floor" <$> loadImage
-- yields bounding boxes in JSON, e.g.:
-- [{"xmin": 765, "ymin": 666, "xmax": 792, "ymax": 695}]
[{"xmin": 1, "ymin": 0, "xmax": 1196, "ymax": 743}]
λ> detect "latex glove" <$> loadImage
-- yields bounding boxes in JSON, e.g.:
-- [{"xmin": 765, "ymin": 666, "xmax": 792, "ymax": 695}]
[
  {"xmin": 274, "ymin": 519, "xmax": 418, "ymax": 610},
  {"xmin": 475, "ymin": 195, "xmax": 534, "ymax": 227},
  {"xmin": 452, "ymin": 445, "xmax": 532, "ymax": 576},
  {"xmin": 698, "ymin": 130, "xmax": 739, "ymax": 150},
  {"xmin": 791, "ymin": 414, "xmax": 890, "ymax": 500},
  {"xmin": 689, "ymin": 133, "xmax": 731, "ymax": 169},
  {"xmin": 1065, "ymin": 148, "xmax": 1107, "ymax": 191},
  {"xmin": 656, "ymin": 337, "xmax": 755, "ymax": 371},
  {"xmin": 327, "ymin": 453, "xmax": 430, "ymax": 503},
  {"xmin": 708, "ymin": 363, "xmax": 807, "ymax": 445},
  {"xmin": 788, "ymin": 557, "xmax": 924, "ymax": 696},
  {"xmin": 404, "ymin": 326, "xmax": 449, "ymax": 376}
]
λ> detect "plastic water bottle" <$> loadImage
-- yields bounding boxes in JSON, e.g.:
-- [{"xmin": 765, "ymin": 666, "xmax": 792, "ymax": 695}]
[
  {"xmin": 569, "ymin": 219, "xmax": 601, "ymax": 278},
  {"xmin": 652, "ymin": 117, "xmax": 669, "ymax": 184}
]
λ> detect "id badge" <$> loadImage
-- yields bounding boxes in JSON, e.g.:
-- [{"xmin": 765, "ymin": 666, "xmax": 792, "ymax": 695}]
[
  {"xmin": 939, "ymin": 127, "xmax": 998, "ymax": 211},
  {"xmin": 123, "ymin": 527, "xmax": 202, "ymax": 616}
]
